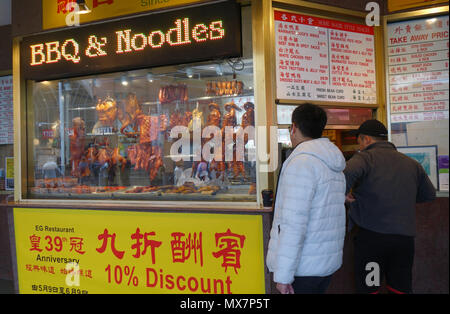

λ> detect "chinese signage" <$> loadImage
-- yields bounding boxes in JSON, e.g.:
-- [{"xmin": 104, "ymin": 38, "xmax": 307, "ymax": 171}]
[
  {"xmin": 23, "ymin": 1, "xmax": 241, "ymax": 81},
  {"xmin": 274, "ymin": 10, "xmax": 377, "ymax": 104},
  {"xmin": 43, "ymin": 0, "xmax": 211, "ymax": 30},
  {"xmin": 387, "ymin": 15, "xmax": 449, "ymax": 124},
  {"xmin": 0, "ymin": 76, "xmax": 13, "ymax": 145},
  {"xmin": 14, "ymin": 208, "xmax": 265, "ymax": 294}
]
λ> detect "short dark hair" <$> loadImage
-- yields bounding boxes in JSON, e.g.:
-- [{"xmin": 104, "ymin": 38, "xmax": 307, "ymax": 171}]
[{"xmin": 291, "ymin": 103, "xmax": 327, "ymax": 139}]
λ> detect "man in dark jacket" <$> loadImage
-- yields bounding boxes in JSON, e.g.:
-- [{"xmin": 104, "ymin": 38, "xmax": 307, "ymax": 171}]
[{"xmin": 344, "ymin": 119, "xmax": 436, "ymax": 294}]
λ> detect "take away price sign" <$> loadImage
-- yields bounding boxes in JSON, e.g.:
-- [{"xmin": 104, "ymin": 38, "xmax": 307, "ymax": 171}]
[
  {"xmin": 13, "ymin": 208, "xmax": 265, "ymax": 294},
  {"xmin": 22, "ymin": 1, "xmax": 241, "ymax": 81}
]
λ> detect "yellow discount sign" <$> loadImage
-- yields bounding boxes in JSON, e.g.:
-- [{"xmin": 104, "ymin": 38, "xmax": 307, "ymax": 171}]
[
  {"xmin": 13, "ymin": 208, "xmax": 265, "ymax": 294},
  {"xmin": 43, "ymin": 0, "xmax": 211, "ymax": 30}
]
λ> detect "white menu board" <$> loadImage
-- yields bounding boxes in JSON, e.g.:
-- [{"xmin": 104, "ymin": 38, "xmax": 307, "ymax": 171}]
[
  {"xmin": 0, "ymin": 76, "xmax": 13, "ymax": 145},
  {"xmin": 274, "ymin": 10, "xmax": 377, "ymax": 104},
  {"xmin": 387, "ymin": 15, "xmax": 449, "ymax": 123}
]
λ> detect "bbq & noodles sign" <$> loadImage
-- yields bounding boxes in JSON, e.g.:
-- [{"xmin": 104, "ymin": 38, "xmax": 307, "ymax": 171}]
[{"xmin": 21, "ymin": 1, "xmax": 241, "ymax": 81}]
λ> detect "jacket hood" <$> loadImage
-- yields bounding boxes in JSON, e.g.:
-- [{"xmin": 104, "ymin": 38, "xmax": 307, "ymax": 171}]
[{"xmin": 290, "ymin": 138, "xmax": 346, "ymax": 172}]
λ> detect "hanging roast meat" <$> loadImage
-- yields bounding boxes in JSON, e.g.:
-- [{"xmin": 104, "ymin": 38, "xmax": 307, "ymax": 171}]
[{"xmin": 159, "ymin": 84, "xmax": 188, "ymax": 104}]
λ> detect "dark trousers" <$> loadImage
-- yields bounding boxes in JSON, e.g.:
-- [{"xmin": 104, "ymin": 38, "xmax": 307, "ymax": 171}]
[
  {"xmin": 292, "ymin": 275, "xmax": 332, "ymax": 294},
  {"xmin": 353, "ymin": 227, "xmax": 414, "ymax": 294}
]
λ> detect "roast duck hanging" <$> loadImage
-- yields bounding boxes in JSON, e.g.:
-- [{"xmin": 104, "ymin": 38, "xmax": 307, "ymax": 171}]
[
  {"xmin": 89, "ymin": 97, "xmax": 127, "ymax": 174},
  {"xmin": 68, "ymin": 94, "xmax": 167, "ymax": 184},
  {"xmin": 240, "ymin": 101, "xmax": 255, "ymax": 144},
  {"xmin": 69, "ymin": 117, "xmax": 88, "ymax": 178},
  {"xmin": 121, "ymin": 93, "xmax": 167, "ymax": 181},
  {"xmin": 222, "ymin": 101, "xmax": 246, "ymax": 179},
  {"xmin": 205, "ymin": 102, "xmax": 226, "ymax": 179},
  {"xmin": 205, "ymin": 81, "xmax": 244, "ymax": 96},
  {"xmin": 68, "ymin": 97, "xmax": 127, "ymax": 183},
  {"xmin": 93, "ymin": 97, "xmax": 118, "ymax": 133},
  {"xmin": 158, "ymin": 84, "xmax": 188, "ymax": 104}
]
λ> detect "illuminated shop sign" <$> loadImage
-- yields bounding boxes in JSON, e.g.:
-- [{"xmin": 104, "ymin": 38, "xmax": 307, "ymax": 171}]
[{"xmin": 21, "ymin": 1, "xmax": 241, "ymax": 80}]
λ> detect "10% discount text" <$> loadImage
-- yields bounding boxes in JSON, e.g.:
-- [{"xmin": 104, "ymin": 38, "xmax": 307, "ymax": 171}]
[{"xmin": 105, "ymin": 265, "xmax": 139, "ymax": 287}]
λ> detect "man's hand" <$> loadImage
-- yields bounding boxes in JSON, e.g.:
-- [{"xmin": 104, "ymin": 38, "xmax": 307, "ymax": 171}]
[
  {"xmin": 276, "ymin": 283, "xmax": 294, "ymax": 294},
  {"xmin": 345, "ymin": 193, "xmax": 356, "ymax": 203}
]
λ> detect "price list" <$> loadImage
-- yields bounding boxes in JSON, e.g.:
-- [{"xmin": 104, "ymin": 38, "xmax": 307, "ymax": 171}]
[
  {"xmin": 387, "ymin": 15, "xmax": 449, "ymax": 123},
  {"xmin": 274, "ymin": 11, "xmax": 377, "ymax": 104},
  {"xmin": 0, "ymin": 76, "xmax": 13, "ymax": 145}
]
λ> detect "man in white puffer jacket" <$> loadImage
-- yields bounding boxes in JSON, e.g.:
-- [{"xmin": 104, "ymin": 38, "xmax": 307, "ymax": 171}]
[{"xmin": 267, "ymin": 104, "xmax": 346, "ymax": 294}]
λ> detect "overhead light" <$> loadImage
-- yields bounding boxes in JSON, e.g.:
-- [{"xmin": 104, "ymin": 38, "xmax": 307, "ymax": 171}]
[
  {"xmin": 121, "ymin": 75, "xmax": 129, "ymax": 86},
  {"xmin": 215, "ymin": 64, "xmax": 223, "ymax": 76},
  {"xmin": 186, "ymin": 68, "xmax": 194, "ymax": 78},
  {"xmin": 147, "ymin": 73, "xmax": 154, "ymax": 83},
  {"xmin": 76, "ymin": 0, "xmax": 91, "ymax": 14}
]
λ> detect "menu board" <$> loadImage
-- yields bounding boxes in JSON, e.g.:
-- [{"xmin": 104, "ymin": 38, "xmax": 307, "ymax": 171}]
[
  {"xmin": 0, "ymin": 76, "xmax": 14, "ymax": 145},
  {"xmin": 274, "ymin": 10, "xmax": 377, "ymax": 104},
  {"xmin": 387, "ymin": 16, "xmax": 449, "ymax": 124}
]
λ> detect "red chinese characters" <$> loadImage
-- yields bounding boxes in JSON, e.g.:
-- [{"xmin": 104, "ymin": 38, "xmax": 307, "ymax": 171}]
[
  {"xmin": 93, "ymin": 0, "xmax": 114, "ymax": 8},
  {"xmin": 57, "ymin": 0, "xmax": 76, "ymax": 14},
  {"xmin": 29, "ymin": 234, "xmax": 43, "ymax": 252},
  {"xmin": 130, "ymin": 228, "xmax": 162, "ymax": 264},
  {"xmin": 69, "ymin": 237, "xmax": 86, "ymax": 255},
  {"xmin": 170, "ymin": 232, "xmax": 203, "ymax": 266},
  {"xmin": 96, "ymin": 229, "xmax": 125, "ymax": 259},
  {"xmin": 212, "ymin": 229, "xmax": 246, "ymax": 274}
]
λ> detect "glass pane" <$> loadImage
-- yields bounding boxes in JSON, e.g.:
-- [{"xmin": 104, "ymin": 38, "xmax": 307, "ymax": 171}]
[
  {"xmin": 28, "ymin": 59, "xmax": 256, "ymax": 201},
  {"xmin": 387, "ymin": 15, "xmax": 449, "ymax": 192}
]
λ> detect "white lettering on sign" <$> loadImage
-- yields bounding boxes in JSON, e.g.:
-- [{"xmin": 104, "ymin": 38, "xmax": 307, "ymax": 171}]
[
  {"xmin": 85, "ymin": 35, "xmax": 108, "ymax": 57},
  {"xmin": 31, "ymin": 39, "xmax": 81, "ymax": 65},
  {"xmin": 116, "ymin": 18, "xmax": 224, "ymax": 53},
  {"xmin": 166, "ymin": 18, "xmax": 191, "ymax": 46},
  {"xmin": 29, "ymin": 17, "xmax": 226, "ymax": 67},
  {"xmin": 61, "ymin": 39, "xmax": 81, "ymax": 63}
]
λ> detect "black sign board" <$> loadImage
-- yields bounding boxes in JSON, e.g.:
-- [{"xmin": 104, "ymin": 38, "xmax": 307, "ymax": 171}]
[{"xmin": 21, "ymin": 1, "xmax": 242, "ymax": 81}]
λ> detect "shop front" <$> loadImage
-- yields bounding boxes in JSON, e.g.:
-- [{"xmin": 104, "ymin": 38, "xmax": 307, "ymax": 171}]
[
  {"xmin": 10, "ymin": 0, "xmax": 273, "ymax": 294},
  {"xmin": 6, "ymin": 0, "xmax": 448, "ymax": 294}
]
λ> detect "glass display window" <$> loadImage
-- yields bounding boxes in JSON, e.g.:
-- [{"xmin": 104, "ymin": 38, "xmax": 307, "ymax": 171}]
[{"xmin": 27, "ymin": 59, "xmax": 257, "ymax": 201}]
